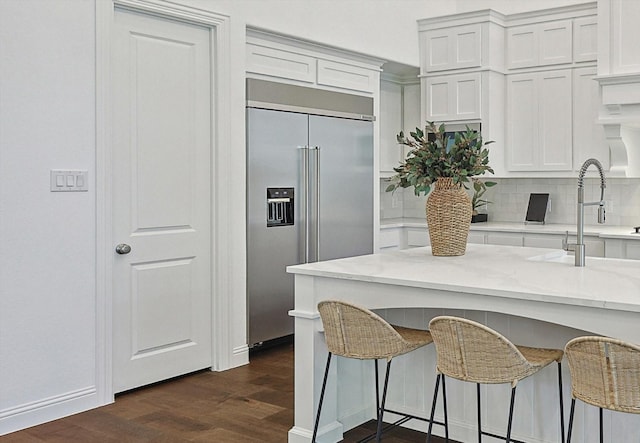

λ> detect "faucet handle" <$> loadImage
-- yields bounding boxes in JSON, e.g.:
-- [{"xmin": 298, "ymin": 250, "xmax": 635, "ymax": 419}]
[{"xmin": 563, "ymin": 231, "xmax": 575, "ymax": 252}]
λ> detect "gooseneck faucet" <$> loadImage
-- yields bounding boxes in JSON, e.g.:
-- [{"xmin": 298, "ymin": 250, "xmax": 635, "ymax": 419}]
[{"xmin": 574, "ymin": 158, "xmax": 606, "ymax": 267}]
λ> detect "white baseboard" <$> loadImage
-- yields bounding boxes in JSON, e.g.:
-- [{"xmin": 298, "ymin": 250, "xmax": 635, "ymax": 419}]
[{"xmin": 0, "ymin": 387, "xmax": 106, "ymax": 436}]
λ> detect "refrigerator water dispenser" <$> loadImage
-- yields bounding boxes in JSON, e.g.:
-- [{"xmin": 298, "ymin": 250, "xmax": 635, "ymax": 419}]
[{"xmin": 266, "ymin": 187, "xmax": 294, "ymax": 227}]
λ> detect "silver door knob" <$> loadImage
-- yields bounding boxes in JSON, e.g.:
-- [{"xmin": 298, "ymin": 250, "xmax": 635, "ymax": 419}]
[{"xmin": 115, "ymin": 243, "xmax": 131, "ymax": 255}]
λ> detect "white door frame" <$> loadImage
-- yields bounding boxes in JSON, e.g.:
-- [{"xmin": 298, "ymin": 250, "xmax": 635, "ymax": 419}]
[{"xmin": 96, "ymin": 0, "xmax": 234, "ymax": 402}]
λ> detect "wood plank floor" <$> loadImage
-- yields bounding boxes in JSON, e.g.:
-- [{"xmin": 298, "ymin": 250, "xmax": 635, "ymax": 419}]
[{"xmin": 0, "ymin": 343, "xmax": 450, "ymax": 442}]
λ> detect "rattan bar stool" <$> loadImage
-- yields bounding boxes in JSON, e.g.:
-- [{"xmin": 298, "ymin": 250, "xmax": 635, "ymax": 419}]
[
  {"xmin": 565, "ymin": 336, "xmax": 640, "ymax": 443},
  {"xmin": 426, "ymin": 316, "xmax": 565, "ymax": 443},
  {"xmin": 313, "ymin": 300, "xmax": 438, "ymax": 443}
]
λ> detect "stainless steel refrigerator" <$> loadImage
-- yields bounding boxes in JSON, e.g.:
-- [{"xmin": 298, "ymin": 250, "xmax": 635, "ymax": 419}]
[{"xmin": 247, "ymin": 106, "xmax": 374, "ymax": 348}]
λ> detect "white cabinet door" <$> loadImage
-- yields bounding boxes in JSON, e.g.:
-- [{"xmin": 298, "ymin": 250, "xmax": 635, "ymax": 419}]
[
  {"xmin": 573, "ymin": 67, "xmax": 609, "ymax": 170},
  {"xmin": 424, "ymin": 72, "xmax": 481, "ymax": 121},
  {"xmin": 403, "ymin": 83, "xmax": 422, "ymax": 135},
  {"xmin": 422, "ymin": 24, "xmax": 482, "ymax": 72},
  {"xmin": 507, "ymin": 74, "xmax": 537, "ymax": 170},
  {"xmin": 573, "ymin": 16, "xmax": 597, "ymax": 62},
  {"xmin": 317, "ymin": 59, "xmax": 378, "ymax": 93},
  {"xmin": 539, "ymin": 70, "xmax": 573, "ymax": 170},
  {"xmin": 507, "ymin": 20, "xmax": 572, "ymax": 69},
  {"xmin": 539, "ymin": 20, "xmax": 573, "ymax": 66},
  {"xmin": 380, "ymin": 80, "xmax": 403, "ymax": 173},
  {"xmin": 507, "ymin": 24, "xmax": 537, "ymax": 69},
  {"xmin": 606, "ymin": 0, "xmax": 640, "ymax": 74},
  {"xmin": 246, "ymin": 43, "xmax": 316, "ymax": 83},
  {"xmin": 507, "ymin": 70, "xmax": 572, "ymax": 171}
]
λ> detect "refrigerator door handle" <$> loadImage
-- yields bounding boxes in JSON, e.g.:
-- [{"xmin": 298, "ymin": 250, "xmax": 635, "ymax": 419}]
[
  {"xmin": 299, "ymin": 146, "xmax": 310, "ymax": 263},
  {"xmin": 312, "ymin": 146, "xmax": 320, "ymax": 262}
]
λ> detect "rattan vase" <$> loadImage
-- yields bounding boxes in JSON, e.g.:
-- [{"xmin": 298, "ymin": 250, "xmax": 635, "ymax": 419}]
[{"xmin": 426, "ymin": 177, "xmax": 472, "ymax": 256}]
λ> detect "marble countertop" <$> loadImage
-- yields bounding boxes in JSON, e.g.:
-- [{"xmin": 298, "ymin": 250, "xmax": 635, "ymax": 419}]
[
  {"xmin": 380, "ymin": 218, "xmax": 640, "ymax": 240},
  {"xmin": 287, "ymin": 244, "xmax": 640, "ymax": 313}
]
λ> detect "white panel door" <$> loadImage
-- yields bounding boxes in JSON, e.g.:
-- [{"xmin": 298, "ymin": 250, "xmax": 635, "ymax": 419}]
[{"xmin": 112, "ymin": 8, "xmax": 212, "ymax": 392}]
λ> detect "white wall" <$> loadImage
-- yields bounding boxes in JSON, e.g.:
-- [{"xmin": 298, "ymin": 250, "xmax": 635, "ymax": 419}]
[
  {"xmin": 0, "ymin": 0, "xmax": 599, "ymax": 436},
  {"xmin": 0, "ymin": 0, "xmax": 100, "ymax": 434}
]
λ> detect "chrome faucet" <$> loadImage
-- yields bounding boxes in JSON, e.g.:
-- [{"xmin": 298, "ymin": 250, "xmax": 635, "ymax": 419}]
[{"xmin": 564, "ymin": 158, "xmax": 606, "ymax": 267}]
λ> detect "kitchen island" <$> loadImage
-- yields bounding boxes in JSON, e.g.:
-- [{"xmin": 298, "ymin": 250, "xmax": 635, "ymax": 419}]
[{"xmin": 287, "ymin": 244, "xmax": 640, "ymax": 443}]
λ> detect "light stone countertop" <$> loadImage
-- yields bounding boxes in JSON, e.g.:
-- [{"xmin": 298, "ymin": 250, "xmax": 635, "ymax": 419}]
[
  {"xmin": 380, "ymin": 218, "xmax": 640, "ymax": 240},
  {"xmin": 287, "ymin": 244, "xmax": 640, "ymax": 313}
]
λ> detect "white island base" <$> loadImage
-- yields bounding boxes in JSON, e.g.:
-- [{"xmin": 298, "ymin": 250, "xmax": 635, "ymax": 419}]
[{"xmin": 287, "ymin": 244, "xmax": 640, "ymax": 443}]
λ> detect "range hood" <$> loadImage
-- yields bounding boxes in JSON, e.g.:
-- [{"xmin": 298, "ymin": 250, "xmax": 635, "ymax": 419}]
[{"xmin": 596, "ymin": 73, "xmax": 640, "ymax": 177}]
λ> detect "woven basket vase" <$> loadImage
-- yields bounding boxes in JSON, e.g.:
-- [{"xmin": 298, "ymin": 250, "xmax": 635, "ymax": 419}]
[{"xmin": 426, "ymin": 177, "xmax": 472, "ymax": 256}]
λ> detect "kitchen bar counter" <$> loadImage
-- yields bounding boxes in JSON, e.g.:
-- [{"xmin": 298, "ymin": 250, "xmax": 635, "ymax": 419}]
[{"xmin": 287, "ymin": 244, "xmax": 640, "ymax": 443}]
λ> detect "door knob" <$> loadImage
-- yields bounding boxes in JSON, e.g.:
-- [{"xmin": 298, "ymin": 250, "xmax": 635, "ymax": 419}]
[{"xmin": 115, "ymin": 243, "xmax": 132, "ymax": 255}]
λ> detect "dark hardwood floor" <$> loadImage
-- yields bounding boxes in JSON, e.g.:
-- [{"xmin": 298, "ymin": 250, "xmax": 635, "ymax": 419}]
[{"xmin": 0, "ymin": 343, "xmax": 449, "ymax": 442}]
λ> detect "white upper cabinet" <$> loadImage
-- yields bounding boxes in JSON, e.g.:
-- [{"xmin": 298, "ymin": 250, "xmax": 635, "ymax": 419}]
[
  {"xmin": 507, "ymin": 20, "xmax": 572, "ymax": 69},
  {"xmin": 418, "ymin": 4, "xmax": 598, "ymax": 177},
  {"xmin": 424, "ymin": 73, "xmax": 481, "ymax": 121},
  {"xmin": 421, "ymin": 24, "xmax": 482, "ymax": 72},
  {"xmin": 245, "ymin": 28, "xmax": 384, "ymax": 95},
  {"xmin": 507, "ymin": 70, "xmax": 573, "ymax": 171}
]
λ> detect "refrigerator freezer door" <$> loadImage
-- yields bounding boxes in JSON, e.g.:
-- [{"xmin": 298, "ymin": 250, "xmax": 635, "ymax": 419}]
[
  {"xmin": 309, "ymin": 115, "xmax": 374, "ymax": 261},
  {"xmin": 246, "ymin": 108, "xmax": 307, "ymax": 346}
]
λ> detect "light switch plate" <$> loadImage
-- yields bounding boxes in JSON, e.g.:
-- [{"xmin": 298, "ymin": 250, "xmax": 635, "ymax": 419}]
[{"xmin": 50, "ymin": 170, "xmax": 88, "ymax": 192}]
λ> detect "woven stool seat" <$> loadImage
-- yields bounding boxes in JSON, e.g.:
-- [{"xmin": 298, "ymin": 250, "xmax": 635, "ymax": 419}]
[
  {"xmin": 427, "ymin": 316, "xmax": 565, "ymax": 443},
  {"xmin": 312, "ymin": 300, "xmax": 435, "ymax": 443},
  {"xmin": 565, "ymin": 336, "xmax": 640, "ymax": 442}
]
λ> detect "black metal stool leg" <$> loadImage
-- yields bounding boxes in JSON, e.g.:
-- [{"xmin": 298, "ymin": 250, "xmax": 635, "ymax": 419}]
[
  {"xmin": 506, "ymin": 386, "xmax": 517, "ymax": 443},
  {"xmin": 375, "ymin": 360, "xmax": 392, "ymax": 442},
  {"xmin": 567, "ymin": 398, "xmax": 576, "ymax": 443},
  {"xmin": 374, "ymin": 360, "xmax": 380, "ymax": 423},
  {"xmin": 426, "ymin": 373, "xmax": 441, "ymax": 443},
  {"xmin": 442, "ymin": 375, "xmax": 449, "ymax": 442},
  {"xmin": 599, "ymin": 407, "xmax": 603, "ymax": 443},
  {"xmin": 558, "ymin": 362, "xmax": 565, "ymax": 443},
  {"xmin": 477, "ymin": 383, "xmax": 482, "ymax": 443},
  {"xmin": 312, "ymin": 352, "xmax": 333, "ymax": 443}
]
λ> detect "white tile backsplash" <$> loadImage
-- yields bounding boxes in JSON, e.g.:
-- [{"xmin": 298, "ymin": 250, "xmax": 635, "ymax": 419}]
[{"xmin": 380, "ymin": 178, "xmax": 640, "ymax": 227}]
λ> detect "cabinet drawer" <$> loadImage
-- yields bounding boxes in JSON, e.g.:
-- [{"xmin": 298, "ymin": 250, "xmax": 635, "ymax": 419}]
[
  {"xmin": 246, "ymin": 43, "xmax": 316, "ymax": 83},
  {"xmin": 467, "ymin": 232, "xmax": 486, "ymax": 244},
  {"xmin": 317, "ymin": 59, "xmax": 377, "ymax": 93},
  {"xmin": 524, "ymin": 234, "xmax": 561, "ymax": 249},
  {"xmin": 407, "ymin": 229, "xmax": 430, "ymax": 247},
  {"xmin": 625, "ymin": 242, "xmax": 640, "ymax": 260},
  {"xmin": 379, "ymin": 228, "xmax": 401, "ymax": 249},
  {"xmin": 485, "ymin": 232, "xmax": 523, "ymax": 246}
]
